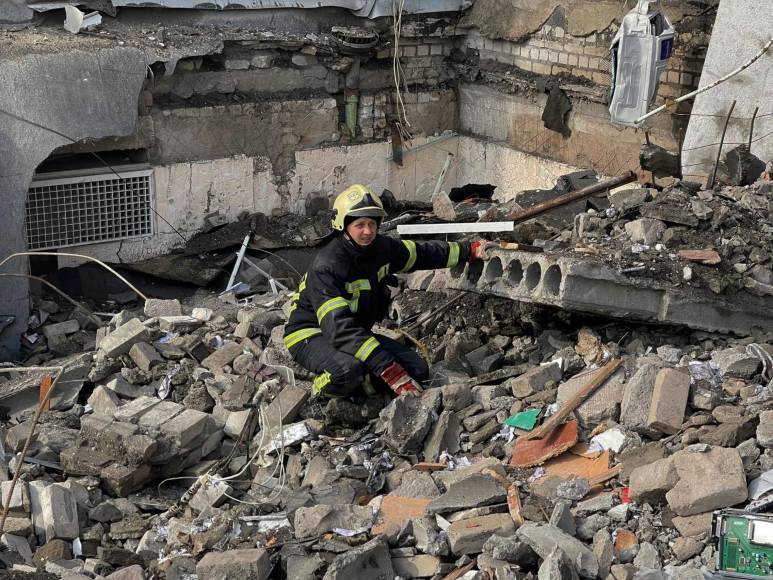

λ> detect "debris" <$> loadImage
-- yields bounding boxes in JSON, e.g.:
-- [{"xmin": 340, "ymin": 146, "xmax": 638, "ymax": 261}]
[
  {"xmin": 511, "ymin": 421, "xmax": 579, "ymax": 468},
  {"xmin": 398, "ymin": 222, "xmax": 515, "ymax": 235},
  {"xmin": 677, "ymin": 249, "xmax": 722, "ymax": 265},
  {"xmin": 525, "ymin": 359, "xmax": 623, "ymax": 440},
  {"xmin": 505, "ymin": 408, "xmax": 541, "ymax": 431},
  {"xmin": 63, "ymin": 5, "xmax": 102, "ymax": 34}
]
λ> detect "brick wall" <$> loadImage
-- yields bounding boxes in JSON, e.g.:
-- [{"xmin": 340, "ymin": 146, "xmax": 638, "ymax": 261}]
[{"xmin": 464, "ymin": 23, "xmax": 705, "ymax": 104}]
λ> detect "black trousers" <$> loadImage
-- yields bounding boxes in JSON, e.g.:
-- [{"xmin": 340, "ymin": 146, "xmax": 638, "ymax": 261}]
[{"xmin": 289, "ymin": 333, "xmax": 429, "ymax": 397}]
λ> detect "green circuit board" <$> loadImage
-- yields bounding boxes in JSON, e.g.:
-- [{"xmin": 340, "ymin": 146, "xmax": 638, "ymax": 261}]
[{"xmin": 714, "ymin": 510, "xmax": 773, "ymax": 578}]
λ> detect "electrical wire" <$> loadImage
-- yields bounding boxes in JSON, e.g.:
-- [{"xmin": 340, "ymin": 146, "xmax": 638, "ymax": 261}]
[{"xmin": 0, "ymin": 106, "xmax": 187, "ymax": 244}]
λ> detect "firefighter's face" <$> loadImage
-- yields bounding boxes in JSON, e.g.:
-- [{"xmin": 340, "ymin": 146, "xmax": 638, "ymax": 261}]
[{"xmin": 346, "ymin": 217, "xmax": 378, "ymax": 246}]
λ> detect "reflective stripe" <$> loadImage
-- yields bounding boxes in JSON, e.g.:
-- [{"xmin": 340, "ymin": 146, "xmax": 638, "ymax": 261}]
[
  {"xmin": 316, "ymin": 296, "xmax": 349, "ymax": 323},
  {"xmin": 313, "ymin": 371, "xmax": 332, "ymax": 394},
  {"xmin": 287, "ymin": 274, "xmax": 307, "ymax": 316},
  {"xmin": 446, "ymin": 241, "xmax": 460, "ymax": 268},
  {"xmin": 399, "ymin": 240, "xmax": 417, "ymax": 272},
  {"xmin": 354, "ymin": 337, "xmax": 380, "ymax": 362},
  {"xmin": 283, "ymin": 327, "xmax": 322, "ymax": 349},
  {"xmin": 377, "ymin": 263, "xmax": 390, "ymax": 281},
  {"xmin": 345, "ymin": 279, "xmax": 371, "ymax": 314}
]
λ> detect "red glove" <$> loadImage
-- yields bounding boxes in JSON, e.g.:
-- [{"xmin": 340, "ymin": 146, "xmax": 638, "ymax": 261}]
[
  {"xmin": 469, "ymin": 240, "xmax": 491, "ymax": 261},
  {"xmin": 380, "ymin": 362, "xmax": 421, "ymax": 396}
]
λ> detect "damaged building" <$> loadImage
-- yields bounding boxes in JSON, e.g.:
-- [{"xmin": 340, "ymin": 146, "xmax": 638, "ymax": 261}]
[{"xmin": 0, "ymin": 0, "xmax": 773, "ymax": 579}]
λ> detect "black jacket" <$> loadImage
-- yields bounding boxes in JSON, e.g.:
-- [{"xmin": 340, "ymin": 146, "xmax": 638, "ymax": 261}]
[{"xmin": 283, "ymin": 234, "xmax": 471, "ymax": 375}]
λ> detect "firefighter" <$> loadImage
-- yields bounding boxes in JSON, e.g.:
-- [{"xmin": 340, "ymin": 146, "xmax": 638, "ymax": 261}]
[{"xmin": 283, "ymin": 184, "xmax": 490, "ymax": 398}]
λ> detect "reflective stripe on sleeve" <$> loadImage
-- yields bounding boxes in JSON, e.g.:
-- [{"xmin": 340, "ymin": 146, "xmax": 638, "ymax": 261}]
[
  {"xmin": 316, "ymin": 296, "xmax": 350, "ymax": 324},
  {"xmin": 377, "ymin": 263, "xmax": 390, "ymax": 281},
  {"xmin": 446, "ymin": 241, "xmax": 460, "ymax": 268},
  {"xmin": 399, "ymin": 240, "xmax": 417, "ymax": 273},
  {"xmin": 354, "ymin": 337, "xmax": 380, "ymax": 362},
  {"xmin": 283, "ymin": 327, "xmax": 322, "ymax": 349}
]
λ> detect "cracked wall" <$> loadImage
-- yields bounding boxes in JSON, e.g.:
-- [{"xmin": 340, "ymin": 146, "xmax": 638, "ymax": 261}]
[{"xmin": 0, "ymin": 47, "xmax": 147, "ymax": 360}]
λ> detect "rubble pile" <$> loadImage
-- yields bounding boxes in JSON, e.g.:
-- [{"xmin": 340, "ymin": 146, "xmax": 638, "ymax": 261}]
[
  {"xmin": 1, "ymin": 181, "xmax": 772, "ymax": 580},
  {"xmin": 552, "ymin": 180, "xmax": 772, "ymax": 297}
]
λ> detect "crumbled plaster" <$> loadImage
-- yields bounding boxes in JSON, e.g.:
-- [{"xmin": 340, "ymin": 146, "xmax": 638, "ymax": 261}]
[{"xmin": 461, "ymin": 0, "xmax": 715, "ymax": 41}]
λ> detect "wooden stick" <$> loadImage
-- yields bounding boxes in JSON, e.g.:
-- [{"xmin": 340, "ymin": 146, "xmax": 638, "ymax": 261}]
[
  {"xmin": 443, "ymin": 558, "xmax": 477, "ymax": 580},
  {"xmin": 523, "ymin": 358, "xmax": 623, "ymax": 440},
  {"xmin": 588, "ymin": 464, "xmax": 622, "ymax": 486}
]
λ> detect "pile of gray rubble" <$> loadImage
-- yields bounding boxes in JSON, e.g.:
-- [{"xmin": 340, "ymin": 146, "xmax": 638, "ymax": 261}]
[{"xmin": 1, "ymin": 179, "xmax": 773, "ymax": 580}]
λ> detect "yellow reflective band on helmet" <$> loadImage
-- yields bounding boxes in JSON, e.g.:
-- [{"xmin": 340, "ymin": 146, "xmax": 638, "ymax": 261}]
[
  {"xmin": 316, "ymin": 296, "xmax": 350, "ymax": 324},
  {"xmin": 354, "ymin": 337, "xmax": 380, "ymax": 362},
  {"xmin": 345, "ymin": 279, "xmax": 371, "ymax": 314},
  {"xmin": 399, "ymin": 240, "xmax": 417, "ymax": 272},
  {"xmin": 446, "ymin": 242, "xmax": 460, "ymax": 268},
  {"xmin": 377, "ymin": 263, "xmax": 390, "ymax": 281},
  {"xmin": 313, "ymin": 371, "xmax": 332, "ymax": 394},
  {"xmin": 283, "ymin": 327, "xmax": 322, "ymax": 349}
]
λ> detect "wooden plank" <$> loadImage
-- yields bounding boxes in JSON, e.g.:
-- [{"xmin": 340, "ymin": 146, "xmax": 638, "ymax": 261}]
[{"xmin": 523, "ymin": 358, "xmax": 623, "ymax": 440}]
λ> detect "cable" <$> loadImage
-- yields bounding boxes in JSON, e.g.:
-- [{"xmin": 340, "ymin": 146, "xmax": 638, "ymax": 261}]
[
  {"xmin": 636, "ymin": 36, "xmax": 773, "ymax": 126},
  {"xmin": 0, "ymin": 106, "xmax": 187, "ymax": 243},
  {"xmin": 0, "ymin": 251, "xmax": 148, "ymax": 301}
]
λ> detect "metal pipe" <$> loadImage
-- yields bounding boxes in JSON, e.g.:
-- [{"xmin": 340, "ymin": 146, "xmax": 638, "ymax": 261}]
[
  {"xmin": 0, "ymin": 251, "xmax": 148, "ymax": 301},
  {"xmin": 709, "ymin": 100, "xmax": 736, "ymax": 189},
  {"xmin": 0, "ymin": 273, "xmax": 103, "ymax": 328},
  {"xmin": 482, "ymin": 171, "xmax": 638, "ymax": 223}
]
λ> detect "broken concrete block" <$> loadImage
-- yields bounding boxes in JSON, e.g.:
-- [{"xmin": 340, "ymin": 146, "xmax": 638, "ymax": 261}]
[
  {"xmin": 510, "ymin": 363, "xmax": 562, "ymax": 398},
  {"xmin": 380, "ymin": 396, "xmax": 432, "ymax": 454},
  {"xmin": 592, "ymin": 530, "xmax": 613, "ymax": 578},
  {"xmin": 556, "ymin": 365, "xmax": 625, "ymax": 429},
  {"xmin": 758, "ymin": 410, "xmax": 773, "ymax": 448},
  {"xmin": 42, "ymin": 319, "xmax": 80, "ymax": 340},
  {"xmin": 0, "ymin": 481, "xmax": 29, "ymax": 516},
  {"xmin": 143, "ymin": 298, "xmax": 182, "ymax": 318},
  {"xmin": 711, "ymin": 348, "xmax": 761, "ymax": 378},
  {"xmin": 293, "ymin": 504, "xmax": 374, "ymax": 539},
  {"xmin": 5, "ymin": 421, "xmax": 35, "ymax": 453},
  {"xmin": 196, "ymin": 548, "xmax": 270, "ymax": 580},
  {"xmin": 448, "ymin": 513, "xmax": 516, "ymax": 555},
  {"xmin": 646, "ymin": 368, "xmax": 690, "ymax": 435},
  {"xmin": 38, "ymin": 483, "xmax": 79, "ymax": 541},
  {"xmin": 103, "ymin": 374, "xmax": 154, "ymax": 399},
  {"xmin": 620, "ymin": 363, "xmax": 660, "ymax": 432},
  {"xmin": 435, "ymin": 456, "xmax": 505, "ymax": 489},
  {"xmin": 202, "ymin": 341, "xmax": 244, "ymax": 372},
  {"xmin": 99, "ymin": 319, "xmax": 149, "ymax": 358},
  {"xmin": 666, "ymin": 447, "xmax": 748, "ymax": 516},
  {"xmin": 1, "ymin": 533, "xmax": 33, "ymax": 565},
  {"xmin": 33, "ymin": 538, "xmax": 73, "ymax": 568},
  {"xmin": 392, "ymin": 554, "xmax": 443, "ymax": 578},
  {"xmin": 441, "ymin": 382, "xmax": 473, "ymax": 411},
  {"xmin": 262, "ymin": 385, "xmax": 309, "ymax": 433},
  {"xmin": 538, "ymin": 547, "xmax": 579, "ymax": 580},
  {"xmin": 672, "ymin": 512, "xmax": 713, "ymax": 539},
  {"xmin": 161, "ymin": 409, "xmax": 210, "ymax": 447},
  {"xmin": 629, "ymin": 457, "xmax": 677, "ymax": 504},
  {"xmin": 427, "ymin": 474, "xmax": 507, "ymax": 515},
  {"xmin": 87, "ymin": 385, "xmax": 122, "ymax": 416},
  {"xmin": 633, "ymin": 541, "xmax": 661, "ymax": 570},
  {"xmin": 113, "ymin": 396, "xmax": 160, "ymax": 422},
  {"xmin": 322, "ymin": 536, "xmax": 393, "ymax": 580},
  {"xmin": 549, "ymin": 501, "xmax": 576, "ymax": 536},
  {"xmin": 101, "ymin": 463, "xmax": 151, "ymax": 497},
  {"xmin": 423, "ymin": 410, "xmax": 461, "ymax": 463},
  {"xmin": 128, "ymin": 342, "xmax": 163, "ymax": 372},
  {"xmin": 105, "ymin": 564, "xmax": 145, "ymax": 580},
  {"xmin": 158, "ymin": 316, "xmax": 202, "ymax": 333},
  {"xmin": 138, "ymin": 400, "xmax": 183, "ymax": 430},
  {"xmin": 672, "ymin": 537, "xmax": 704, "ymax": 562},
  {"xmin": 625, "ymin": 218, "xmax": 665, "ymax": 245},
  {"xmin": 516, "ymin": 523, "xmax": 599, "ymax": 579}
]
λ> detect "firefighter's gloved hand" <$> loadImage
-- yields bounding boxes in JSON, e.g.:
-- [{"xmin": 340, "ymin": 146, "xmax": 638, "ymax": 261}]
[
  {"xmin": 470, "ymin": 240, "xmax": 493, "ymax": 261},
  {"xmin": 380, "ymin": 362, "xmax": 421, "ymax": 397}
]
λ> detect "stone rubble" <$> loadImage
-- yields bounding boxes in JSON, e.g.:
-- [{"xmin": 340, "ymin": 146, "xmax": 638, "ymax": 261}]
[{"xmin": 2, "ymin": 179, "xmax": 773, "ymax": 580}]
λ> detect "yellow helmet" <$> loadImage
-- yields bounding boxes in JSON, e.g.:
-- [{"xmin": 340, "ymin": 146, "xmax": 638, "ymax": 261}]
[{"xmin": 331, "ymin": 184, "xmax": 386, "ymax": 231}]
